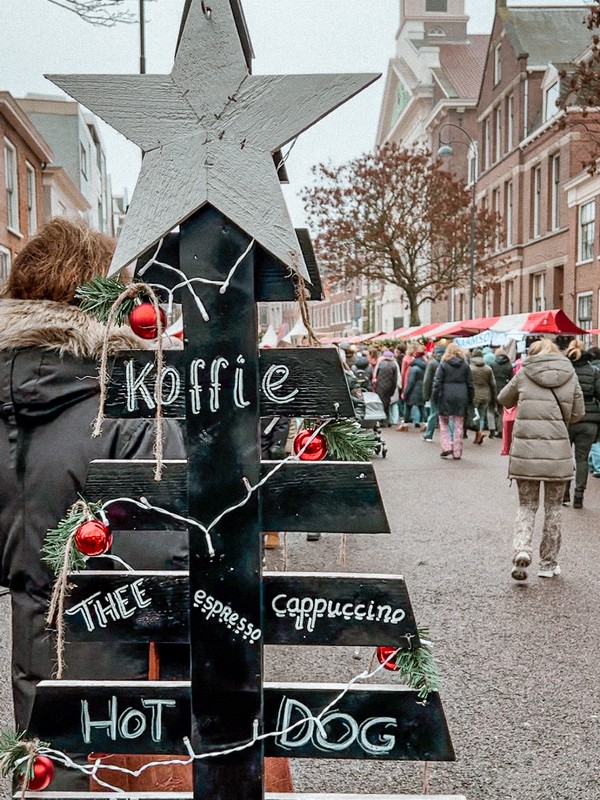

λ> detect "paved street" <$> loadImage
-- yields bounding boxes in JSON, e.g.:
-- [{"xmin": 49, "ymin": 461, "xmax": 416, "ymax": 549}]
[
  {"xmin": 266, "ymin": 426, "xmax": 600, "ymax": 799},
  {"xmin": 0, "ymin": 427, "xmax": 599, "ymax": 798}
]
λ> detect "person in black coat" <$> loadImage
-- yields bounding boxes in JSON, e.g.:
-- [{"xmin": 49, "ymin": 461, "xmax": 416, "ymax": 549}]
[
  {"xmin": 432, "ymin": 343, "xmax": 474, "ymax": 460},
  {"xmin": 564, "ymin": 340, "xmax": 600, "ymax": 507},
  {"xmin": 373, "ymin": 349, "xmax": 400, "ymax": 425},
  {"xmin": 0, "ymin": 218, "xmax": 187, "ymax": 751},
  {"xmin": 490, "ymin": 347, "xmax": 514, "ymax": 437},
  {"xmin": 403, "ymin": 351, "xmax": 427, "ymax": 429}
]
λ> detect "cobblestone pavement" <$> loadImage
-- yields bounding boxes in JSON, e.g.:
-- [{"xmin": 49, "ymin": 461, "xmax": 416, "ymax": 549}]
[{"xmin": 1, "ymin": 426, "xmax": 599, "ymax": 799}]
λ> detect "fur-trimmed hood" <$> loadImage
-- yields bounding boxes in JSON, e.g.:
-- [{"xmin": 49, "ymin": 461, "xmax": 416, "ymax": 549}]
[
  {"xmin": 0, "ymin": 298, "xmax": 146, "ymax": 357},
  {"xmin": 0, "ymin": 299, "xmax": 148, "ymax": 422}
]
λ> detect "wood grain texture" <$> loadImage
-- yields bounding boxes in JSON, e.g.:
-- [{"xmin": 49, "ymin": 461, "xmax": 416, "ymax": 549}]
[
  {"xmin": 43, "ymin": 74, "xmax": 201, "ymax": 151},
  {"xmin": 46, "ymin": 0, "xmax": 377, "ymax": 277},
  {"xmin": 29, "ymin": 681, "xmax": 454, "ymax": 761},
  {"xmin": 22, "ymin": 794, "xmax": 467, "ymax": 799},
  {"xmin": 20, "ymin": 794, "xmax": 467, "ymax": 799},
  {"xmin": 84, "ymin": 460, "xmax": 390, "ymax": 533},
  {"xmin": 135, "ymin": 229, "xmax": 323, "ymax": 301},
  {"xmin": 227, "ymin": 73, "xmax": 380, "ymax": 150},
  {"xmin": 63, "ymin": 572, "xmax": 419, "ymax": 647},
  {"xmin": 179, "ymin": 210, "xmax": 263, "ymax": 799},
  {"xmin": 105, "ymin": 347, "xmax": 354, "ymax": 419}
]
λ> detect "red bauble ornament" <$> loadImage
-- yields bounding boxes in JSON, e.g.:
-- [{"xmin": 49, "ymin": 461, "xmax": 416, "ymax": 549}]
[
  {"xmin": 129, "ymin": 302, "xmax": 167, "ymax": 340},
  {"xmin": 376, "ymin": 646, "xmax": 400, "ymax": 672},
  {"xmin": 74, "ymin": 520, "xmax": 113, "ymax": 557},
  {"xmin": 293, "ymin": 429, "xmax": 328, "ymax": 461},
  {"xmin": 26, "ymin": 755, "xmax": 55, "ymax": 791}
]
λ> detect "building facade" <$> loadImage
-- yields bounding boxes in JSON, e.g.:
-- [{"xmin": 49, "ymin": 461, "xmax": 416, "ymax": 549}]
[
  {"xmin": 375, "ymin": 0, "xmax": 489, "ymax": 324},
  {"xmin": 377, "ymin": 0, "xmax": 600, "ymax": 331},
  {"xmin": 441, "ymin": 2, "xmax": 592, "ymax": 322},
  {"xmin": 17, "ymin": 95, "xmax": 113, "ymax": 235},
  {"xmin": 0, "ymin": 92, "xmax": 53, "ymax": 281}
]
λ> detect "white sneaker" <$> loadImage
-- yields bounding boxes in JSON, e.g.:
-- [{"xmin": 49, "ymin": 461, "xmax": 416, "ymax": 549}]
[{"xmin": 538, "ymin": 564, "xmax": 561, "ymax": 578}]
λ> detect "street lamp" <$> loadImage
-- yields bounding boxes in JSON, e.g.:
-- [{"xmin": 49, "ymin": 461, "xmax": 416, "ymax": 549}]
[
  {"xmin": 139, "ymin": 0, "xmax": 146, "ymax": 74},
  {"xmin": 436, "ymin": 123, "xmax": 478, "ymax": 319}
]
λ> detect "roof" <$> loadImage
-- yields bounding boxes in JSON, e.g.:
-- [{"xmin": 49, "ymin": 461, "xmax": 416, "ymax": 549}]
[
  {"xmin": 501, "ymin": 7, "xmax": 591, "ymax": 66},
  {"xmin": 0, "ymin": 92, "xmax": 54, "ymax": 163},
  {"xmin": 438, "ymin": 35, "xmax": 490, "ymax": 99}
]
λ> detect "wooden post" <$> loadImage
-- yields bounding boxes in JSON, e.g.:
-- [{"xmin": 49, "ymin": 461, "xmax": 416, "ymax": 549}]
[{"xmin": 180, "ymin": 207, "xmax": 263, "ymax": 800}]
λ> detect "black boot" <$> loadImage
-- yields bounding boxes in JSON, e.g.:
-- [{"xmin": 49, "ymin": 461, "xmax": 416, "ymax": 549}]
[{"xmin": 573, "ymin": 491, "xmax": 584, "ymax": 509}]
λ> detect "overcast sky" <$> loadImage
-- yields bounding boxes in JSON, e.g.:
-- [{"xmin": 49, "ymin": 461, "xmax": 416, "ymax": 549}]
[{"xmin": 0, "ymin": 0, "xmax": 591, "ymax": 224}]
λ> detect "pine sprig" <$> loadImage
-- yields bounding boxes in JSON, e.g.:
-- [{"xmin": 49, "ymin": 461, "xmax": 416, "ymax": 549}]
[
  {"xmin": 394, "ymin": 627, "xmax": 441, "ymax": 699},
  {"xmin": 42, "ymin": 501, "xmax": 103, "ymax": 576},
  {"xmin": 75, "ymin": 276, "xmax": 134, "ymax": 325},
  {"xmin": 0, "ymin": 730, "xmax": 48, "ymax": 781},
  {"xmin": 321, "ymin": 419, "xmax": 379, "ymax": 462}
]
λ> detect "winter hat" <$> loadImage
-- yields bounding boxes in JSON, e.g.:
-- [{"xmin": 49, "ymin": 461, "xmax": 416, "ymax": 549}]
[
  {"xmin": 472, "ymin": 348, "xmax": 483, "ymax": 357},
  {"xmin": 433, "ymin": 344, "xmax": 446, "ymax": 358},
  {"xmin": 382, "ymin": 349, "xmax": 394, "ymax": 357}
]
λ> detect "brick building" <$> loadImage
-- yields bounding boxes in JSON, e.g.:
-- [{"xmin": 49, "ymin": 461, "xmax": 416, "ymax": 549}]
[
  {"xmin": 433, "ymin": 2, "xmax": 592, "ymax": 322},
  {"xmin": 375, "ymin": 0, "xmax": 489, "ymax": 325},
  {"xmin": 0, "ymin": 92, "xmax": 53, "ymax": 281},
  {"xmin": 377, "ymin": 1, "xmax": 600, "ymax": 331}
]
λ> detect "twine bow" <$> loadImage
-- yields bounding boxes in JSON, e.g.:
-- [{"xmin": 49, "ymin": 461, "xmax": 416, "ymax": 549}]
[{"xmin": 93, "ymin": 282, "xmax": 165, "ymax": 481}]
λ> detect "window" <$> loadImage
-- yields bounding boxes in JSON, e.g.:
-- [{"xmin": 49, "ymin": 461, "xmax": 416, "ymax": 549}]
[
  {"xmin": 484, "ymin": 118, "xmax": 491, "ymax": 170},
  {"xmin": 426, "ymin": 0, "xmax": 447, "ymax": 10},
  {"xmin": 26, "ymin": 163, "xmax": 37, "ymax": 235},
  {"xmin": 492, "ymin": 188, "xmax": 500, "ymax": 250},
  {"xmin": 506, "ymin": 280, "xmax": 514, "ymax": 315},
  {"xmin": 506, "ymin": 94, "xmax": 514, "ymax": 151},
  {"xmin": 0, "ymin": 246, "xmax": 10, "ymax": 282},
  {"xmin": 532, "ymin": 166, "xmax": 542, "ymax": 238},
  {"xmin": 577, "ymin": 292, "xmax": 593, "ymax": 332},
  {"xmin": 494, "ymin": 43, "xmax": 502, "ymax": 85},
  {"xmin": 494, "ymin": 107, "xmax": 502, "ymax": 162},
  {"xmin": 4, "ymin": 139, "xmax": 19, "ymax": 232},
  {"xmin": 484, "ymin": 289, "xmax": 493, "ymax": 317},
  {"xmin": 532, "ymin": 273, "xmax": 545, "ymax": 312},
  {"xmin": 505, "ymin": 180, "xmax": 513, "ymax": 246},
  {"xmin": 80, "ymin": 142, "xmax": 88, "ymax": 179},
  {"xmin": 544, "ymin": 81, "xmax": 560, "ymax": 122},
  {"xmin": 468, "ymin": 142, "xmax": 478, "ymax": 184},
  {"xmin": 550, "ymin": 155, "xmax": 560, "ymax": 231},
  {"xmin": 578, "ymin": 200, "xmax": 595, "ymax": 262}
]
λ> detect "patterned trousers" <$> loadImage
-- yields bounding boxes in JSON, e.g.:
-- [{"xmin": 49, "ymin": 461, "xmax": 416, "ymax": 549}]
[
  {"xmin": 513, "ymin": 479, "xmax": 565, "ymax": 569},
  {"xmin": 439, "ymin": 415, "xmax": 464, "ymax": 458}
]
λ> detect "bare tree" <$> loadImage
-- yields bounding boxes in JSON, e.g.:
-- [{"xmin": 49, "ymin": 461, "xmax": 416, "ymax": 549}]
[
  {"xmin": 46, "ymin": 0, "xmax": 138, "ymax": 25},
  {"xmin": 303, "ymin": 144, "xmax": 502, "ymax": 326}
]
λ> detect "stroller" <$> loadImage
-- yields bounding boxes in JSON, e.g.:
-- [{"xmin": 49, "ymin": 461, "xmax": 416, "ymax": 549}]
[{"xmin": 360, "ymin": 391, "xmax": 388, "ymax": 458}]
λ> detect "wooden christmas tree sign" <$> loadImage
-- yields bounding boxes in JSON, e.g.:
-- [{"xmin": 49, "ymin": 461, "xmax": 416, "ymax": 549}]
[{"xmin": 23, "ymin": 2, "xmax": 463, "ymax": 799}]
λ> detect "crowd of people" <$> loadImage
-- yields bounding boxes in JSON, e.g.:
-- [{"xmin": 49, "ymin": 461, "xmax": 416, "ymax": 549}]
[{"xmin": 346, "ymin": 335, "xmax": 600, "ymax": 581}]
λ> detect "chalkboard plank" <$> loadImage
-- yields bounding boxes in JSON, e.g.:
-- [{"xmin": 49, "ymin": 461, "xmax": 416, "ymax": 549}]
[
  {"xmin": 135, "ymin": 228, "xmax": 323, "ymax": 302},
  {"xmin": 21, "ymin": 794, "xmax": 467, "ymax": 799},
  {"xmin": 63, "ymin": 572, "xmax": 419, "ymax": 647},
  {"xmin": 261, "ymin": 461, "xmax": 389, "ymax": 534},
  {"xmin": 85, "ymin": 461, "xmax": 390, "ymax": 534},
  {"xmin": 105, "ymin": 347, "xmax": 353, "ymax": 419},
  {"xmin": 29, "ymin": 682, "xmax": 454, "ymax": 762}
]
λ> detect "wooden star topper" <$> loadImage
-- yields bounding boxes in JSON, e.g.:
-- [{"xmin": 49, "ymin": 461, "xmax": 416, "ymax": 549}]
[{"xmin": 47, "ymin": 0, "xmax": 379, "ymax": 278}]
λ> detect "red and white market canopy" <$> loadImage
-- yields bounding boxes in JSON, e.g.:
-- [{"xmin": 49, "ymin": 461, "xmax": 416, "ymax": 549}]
[{"xmin": 489, "ymin": 309, "xmax": 586, "ymax": 335}]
